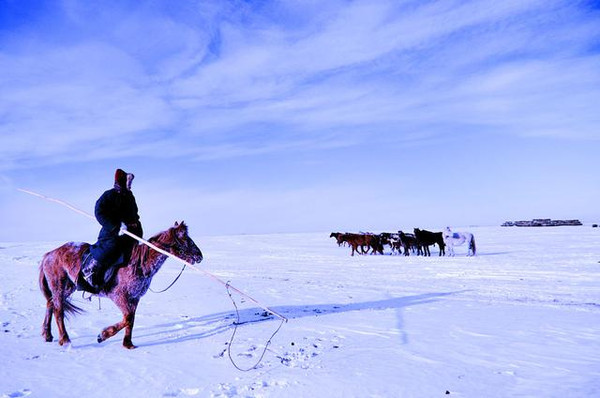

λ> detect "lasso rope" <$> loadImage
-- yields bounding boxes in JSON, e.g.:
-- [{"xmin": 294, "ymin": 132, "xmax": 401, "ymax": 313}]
[
  {"xmin": 118, "ymin": 228, "xmax": 288, "ymax": 322},
  {"xmin": 226, "ymin": 282, "xmax": 286, "ymax": 371},
  {"xmin": 18, "ymin": 187, "xmax": 288, "ymax": 369}
]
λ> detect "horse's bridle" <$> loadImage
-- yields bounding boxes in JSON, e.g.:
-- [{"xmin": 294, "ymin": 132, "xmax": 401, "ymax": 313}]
[
  {"xmin": 149, "ymin": 231, "xmax": 192, "ymax": 261},
  {"xmin": 140, "ymin": 234, "xmax": 188, "ymax": 293}
]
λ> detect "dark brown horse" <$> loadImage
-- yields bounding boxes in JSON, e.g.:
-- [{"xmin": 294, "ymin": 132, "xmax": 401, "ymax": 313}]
[
  {"xmin": 329, "ymin": 232, "xmax": 344, "ymax": 246},
  {"xmin": 398, "ymin": 231, "xmax": 422, "ymax": 256},
  {"xmin": 413, "ymin": 228, "xmax": 446, "ymax": 256},
  {"xmin": 39, "ymin": 221, "xmax": 203, "ymax": 349}
]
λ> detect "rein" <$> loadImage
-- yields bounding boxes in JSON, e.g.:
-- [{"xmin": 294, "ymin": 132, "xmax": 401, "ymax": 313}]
[
  {"xmin": 149, "ymin": 262, "xmax": 186, "ymax": 293},
  {"xmin": 140, "ymin": 238, "xmax": 187, "ymax": 294}
]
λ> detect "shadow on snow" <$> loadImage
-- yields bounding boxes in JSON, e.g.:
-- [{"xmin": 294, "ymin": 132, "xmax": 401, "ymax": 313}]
[{"xmin": 125, "ymin": 291, "xmax": 468, "ymax": 348}]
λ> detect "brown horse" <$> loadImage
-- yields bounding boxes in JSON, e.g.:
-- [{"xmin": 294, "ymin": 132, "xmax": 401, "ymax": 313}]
[
  {"xmin": 39, "ymin": 221, "xmax": 203, "ymax": 349},
  {"xmin": 338, "ymin": 233, "xmax": 384, "ymax": 256}
]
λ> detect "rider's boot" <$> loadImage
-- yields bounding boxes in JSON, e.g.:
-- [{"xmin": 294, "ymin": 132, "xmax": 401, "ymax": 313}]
[{"xmin": 82, "ymin": 258, "xmax": 103, "ymax": 289}]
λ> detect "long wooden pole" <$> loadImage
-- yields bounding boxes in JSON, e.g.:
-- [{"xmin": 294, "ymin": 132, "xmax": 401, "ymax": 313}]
[{"xmin": 18, "ymin": 188, "xmax": 288, "ymax": 322}]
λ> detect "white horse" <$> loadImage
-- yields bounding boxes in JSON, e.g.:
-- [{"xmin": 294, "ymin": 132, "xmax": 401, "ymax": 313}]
[{"xmin": 443, "ymin": 227, "xmax": 476, "ymax": 256}]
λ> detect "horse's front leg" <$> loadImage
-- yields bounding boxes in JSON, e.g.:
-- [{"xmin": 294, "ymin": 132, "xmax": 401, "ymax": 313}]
[
  {"xmin": 98, "ymin": 298, "xmax": 139, "ymax": 349},
  {"xmin": 121, "ymin": 298, "xmax": 140, "ymax": 349},
  {"xmin": 403, "ymin": 244, "xmax": 410, "ymax": 256}
]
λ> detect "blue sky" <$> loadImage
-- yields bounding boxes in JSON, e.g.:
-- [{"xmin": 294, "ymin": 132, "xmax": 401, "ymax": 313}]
[{"xmin": 1, "ymin": 0, "xmax": 599, "ymax": 241}]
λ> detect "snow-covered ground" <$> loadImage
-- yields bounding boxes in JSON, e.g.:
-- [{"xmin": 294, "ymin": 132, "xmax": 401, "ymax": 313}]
[{"xmin": 1, "ymin": 226, "xmax": 599, "ymax": 397}]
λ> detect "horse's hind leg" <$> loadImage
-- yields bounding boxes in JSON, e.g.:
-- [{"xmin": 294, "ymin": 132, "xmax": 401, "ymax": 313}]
[
  {"xmin": 47, "ymin": 276, "xmax": 74, "ymax": 346},
  {"xmin": 51, "ymin": 283, "xmax": 75, "ymax": 346},
  {"xmin": 42, "ymin": 301, "xmax": 54, "ymax": 342},
  {"xmin": 53, "ymin": 304, "xmax": 71, "ymax": 346},
  {"xmin": 39, "ymin": 271, "xmax": 54, "ymax": 342},
  {"xmin": 40, "ymin": 267, "xmax": 76, "ymax": 344}
]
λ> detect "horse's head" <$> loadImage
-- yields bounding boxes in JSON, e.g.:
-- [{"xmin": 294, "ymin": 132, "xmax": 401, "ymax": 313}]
[
  {"xmin": 443, "ymin": 227, "xmax": 452, "ymax": 239},
  {"xmin": 167, "ymin": 221, "xmax": 203, "ymax": 264}
]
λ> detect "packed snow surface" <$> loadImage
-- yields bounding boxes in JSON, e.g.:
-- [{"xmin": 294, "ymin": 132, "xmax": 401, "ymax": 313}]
[{"xmin": 1, "ymin": 226, "xmax": 599, "ymax": 397}]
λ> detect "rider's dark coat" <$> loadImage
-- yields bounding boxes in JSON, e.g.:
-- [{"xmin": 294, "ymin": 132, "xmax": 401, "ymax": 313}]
[{"xmin": 89, "ymin": 169, "xmax": 142, "ymax": 267}]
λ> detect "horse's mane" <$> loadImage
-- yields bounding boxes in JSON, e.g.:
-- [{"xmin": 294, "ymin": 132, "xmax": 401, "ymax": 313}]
[
  {"xmin": 128, "ymin": 222, "xmax": 190, "ymax": 269},
  {"xmin": 129, "ymin": 226, "xmax": 175, "ymax": 268}
]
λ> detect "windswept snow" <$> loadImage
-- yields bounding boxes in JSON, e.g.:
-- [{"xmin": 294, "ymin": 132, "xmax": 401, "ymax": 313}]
[{"xmin": 1, "ymin": 226, "xmax": 599, "ymax": 397}]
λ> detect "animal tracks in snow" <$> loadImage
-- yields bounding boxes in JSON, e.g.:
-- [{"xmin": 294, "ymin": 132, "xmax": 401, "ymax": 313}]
[
  {"xmin": 215, "ymin": 334, "xmax": 344, "ymax": 370},
  {"xmin": 207, "ymin": 334, "xmax": 345, "ymax": 396},
  {"xmin": 210, "ymin": 379, "xmax": 292, "ymax": 398},
  {"xmin": 275, "ymin": 335, "xmax": 343, "ymax": 369}
]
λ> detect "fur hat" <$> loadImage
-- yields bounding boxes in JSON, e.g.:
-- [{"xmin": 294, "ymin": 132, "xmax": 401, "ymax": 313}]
[{"xmin": 114, "ymin": 169, "xmax": 134, "ymax": 191}]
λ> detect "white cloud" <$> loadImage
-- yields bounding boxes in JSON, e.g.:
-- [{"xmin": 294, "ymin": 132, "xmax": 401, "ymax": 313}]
[{"xmin": 1, "ymin": 0, "xmax": 599, "ymax": 172}]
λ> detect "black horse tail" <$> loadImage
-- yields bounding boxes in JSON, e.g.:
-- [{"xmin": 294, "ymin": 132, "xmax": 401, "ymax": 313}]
[
  {"xmin": 62, "ymin": 294, "xmax": 84, "ymax": 317},
  {"xmin": 470, "ymin": 235, "xmax": 477, "ymax": 255}
]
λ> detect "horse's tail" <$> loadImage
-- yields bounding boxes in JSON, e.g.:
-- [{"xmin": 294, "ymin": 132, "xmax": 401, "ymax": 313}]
[
  {"xmin": 470, "ymin": 235, "xmax": 477, "ymax": 255},
  {"xmin": 63, "ymin": 299, "xmax": 84, "ymax": 317}
]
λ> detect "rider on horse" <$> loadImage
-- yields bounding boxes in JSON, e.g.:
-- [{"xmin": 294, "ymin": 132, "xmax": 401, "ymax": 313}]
[{"xmin": 81, "ymin": 168, "xmax": 143, "ymax": 290}]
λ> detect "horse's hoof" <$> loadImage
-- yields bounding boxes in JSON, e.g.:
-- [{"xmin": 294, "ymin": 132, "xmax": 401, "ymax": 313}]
[
  {"xmin": 123, "ymin": 342, "xmax": 137, "ymax": 349},
  {"xmin": 97, "ymin": 334, "xmax": 104, "ymax": 343},
  {"xmin": 58, "ymin": 338, "xmax": 71, "ymax": 346}
]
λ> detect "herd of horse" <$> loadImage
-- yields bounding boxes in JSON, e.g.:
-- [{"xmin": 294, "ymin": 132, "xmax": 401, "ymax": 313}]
[{"xmin": 330, "ymin": 227, "xmax": 476, "ymax": 257}]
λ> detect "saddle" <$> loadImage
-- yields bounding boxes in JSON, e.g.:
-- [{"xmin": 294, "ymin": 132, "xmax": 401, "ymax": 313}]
[{"xmin": 76, "ymin": 249, "xmax": 124, "ymax": 294}]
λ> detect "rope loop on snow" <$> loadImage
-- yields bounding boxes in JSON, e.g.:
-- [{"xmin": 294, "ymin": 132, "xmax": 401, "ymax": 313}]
[{"xmin": 225, "ymin": 281, "xmax": 286, "ymax": 372}]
